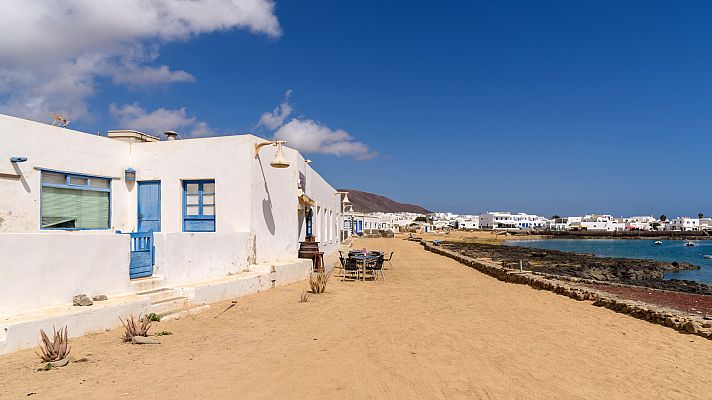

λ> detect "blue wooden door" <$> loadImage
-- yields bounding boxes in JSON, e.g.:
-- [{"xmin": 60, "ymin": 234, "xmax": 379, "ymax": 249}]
[
  {"xmin": 138, "ymin": 181, "xmax": 161, "ymax": 232},
  {"xmin": 129, "ymin": 232, "xmax": 154, "ymax": 279}
]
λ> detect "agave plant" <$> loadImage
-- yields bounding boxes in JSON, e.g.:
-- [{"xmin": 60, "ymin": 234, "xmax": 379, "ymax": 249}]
[
  {"xmin": 120, "ymin": 314, "xmax": 152, "ymax": 342},
  {"xmin": 37, "ymin": 326, "xmax": 70, "ymax": 362},
  {"xmin": 309, "ymin": 271, "xmax": 332, "ymax": 294}
]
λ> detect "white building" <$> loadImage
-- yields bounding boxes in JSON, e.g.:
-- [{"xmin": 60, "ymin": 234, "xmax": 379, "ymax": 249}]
[
  {"xmin": 456, "ymin": 216, "xmax": 480, "ymax": 230},
  {"xmin": 479, "ymin": 212, "xmax": 548, "ymax": 230},
  {"xmin": 0, "ymin": 114, "xmax": 341, "ymax": 353},
  {"xmin": 666, "ymin": 217, "xmax": 700, "ymax": 231},
  {"xmin": 699, "ymin": 218, "xmax": 712, "ymax": 230},
  {"xmin": 579, "ymin": 214, "xmax": 625, "ymax": 232}
]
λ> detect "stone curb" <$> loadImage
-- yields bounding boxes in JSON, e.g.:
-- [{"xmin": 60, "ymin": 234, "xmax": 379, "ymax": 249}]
[{"xmin": 420, "ymin": 241, "xmax": 712, "ymax": 340}]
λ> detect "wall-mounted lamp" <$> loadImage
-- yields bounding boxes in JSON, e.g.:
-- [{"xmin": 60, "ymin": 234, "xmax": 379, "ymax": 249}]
[
  {"xmin": 255, "ymin": 140, "xmax": 290, "ymax": 169},
  {"xmin": 305, "ymin": 159, "xmax": 312, "ymax": 164},
  {"xmin": 335, "ymin": 191, "xmax": 350, "ymax": 205},
  {"xmin": 125, "ymin": 167, "xmax": 136, "ymax": 181},
  {"xmin": 10, "ymin": 157, "xmax": 27, "ymax": 163}
]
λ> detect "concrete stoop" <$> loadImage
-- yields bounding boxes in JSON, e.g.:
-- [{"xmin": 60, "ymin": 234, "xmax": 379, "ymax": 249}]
[{"xmin": 0, "ymin": 258, "xmax": 312, "ymax": 355}]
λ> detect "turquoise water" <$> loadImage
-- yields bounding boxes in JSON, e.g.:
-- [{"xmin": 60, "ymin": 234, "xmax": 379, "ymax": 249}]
[{"xmin": 506, "ymin": 239, "xmax": 712, "ymax": 285}]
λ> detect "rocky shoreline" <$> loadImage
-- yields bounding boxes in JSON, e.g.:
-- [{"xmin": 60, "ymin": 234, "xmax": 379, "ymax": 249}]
[
  {"xmin": 444, "ymin": 241, "xmax": 712, "ymax": 295},
  {"xmin": 421, "ymin": 240, "xmax": 712, "ymax": 340}
]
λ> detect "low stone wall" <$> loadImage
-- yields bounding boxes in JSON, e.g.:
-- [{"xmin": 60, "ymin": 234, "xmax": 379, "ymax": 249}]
[{"xmin": 421, "ymin": 241, "xmax": 712, "ymax": 340}]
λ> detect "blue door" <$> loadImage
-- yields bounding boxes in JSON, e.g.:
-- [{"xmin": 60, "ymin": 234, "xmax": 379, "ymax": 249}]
[{"xmin": 138, "ymin": 181, "xmax": 161, "ymax": 232}]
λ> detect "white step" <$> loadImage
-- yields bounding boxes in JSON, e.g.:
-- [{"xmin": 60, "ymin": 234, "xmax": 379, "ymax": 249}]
[
  {"xmin": 147, "ymin": 296, "xmax": 189, "ymax": 316},
  {"xmin": 136, "ymin": 287, "xmax": 179, "ymax": 303},
  {"xmin": 129, "ymin": 275, "xmax": 166, "ymax": 292}
]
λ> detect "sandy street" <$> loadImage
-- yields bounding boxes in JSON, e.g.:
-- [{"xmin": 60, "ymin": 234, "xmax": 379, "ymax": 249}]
[{"xmin": 2, "ymin": 236, "xmax": 711, "ymax": 399}]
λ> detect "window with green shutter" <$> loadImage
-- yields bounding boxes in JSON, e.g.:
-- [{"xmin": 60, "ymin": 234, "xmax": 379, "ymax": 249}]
[{"xmin": 41, "ymin": 171, "xmax": 111, "ymax": 229}]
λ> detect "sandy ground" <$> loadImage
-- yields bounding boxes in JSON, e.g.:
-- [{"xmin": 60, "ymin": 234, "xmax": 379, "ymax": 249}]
[{"xmin": 2, "ymin": 236, "xmax": 712, "ymax": 399}]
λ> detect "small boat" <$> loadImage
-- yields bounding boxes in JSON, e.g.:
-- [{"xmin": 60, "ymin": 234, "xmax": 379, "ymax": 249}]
[
  {"xmin": 704, "ymin": 255, "xmax": 712, "ymax": 259},
  {"xmin": 654, "ymin": 241, "xmax": 662, "ymax": 245},
  {"xmin": 686, "ymin": 240, "xmax": 695, "ymax": 247}
]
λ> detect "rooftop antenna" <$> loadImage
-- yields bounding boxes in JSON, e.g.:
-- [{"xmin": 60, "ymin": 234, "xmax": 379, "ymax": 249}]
[{"xmin": 50, "ymin": 112, "xmax": 70, "ymax": 128}]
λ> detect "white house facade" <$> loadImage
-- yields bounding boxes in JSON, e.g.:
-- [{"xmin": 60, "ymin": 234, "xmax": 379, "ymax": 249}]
[
  {"xmin": 0, "ymin": 114, "xmax": 341, "ymax": 354},
  {"xmin": 666, "ymin": 217, "xmax": 700, "ymax": 231}
]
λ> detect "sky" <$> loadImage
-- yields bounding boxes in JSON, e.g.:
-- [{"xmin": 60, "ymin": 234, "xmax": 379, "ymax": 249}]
[{"xmin": 1, "ymin": 0, "xmax": 711, "ymax": 217}]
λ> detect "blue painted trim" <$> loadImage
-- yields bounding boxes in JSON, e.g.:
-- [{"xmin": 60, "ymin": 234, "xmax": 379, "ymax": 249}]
[
  {"xmin": 182, "ymin": 179, "xmax": 215, "ymax": 232},
  {"xmin": 39, "ymin": 169, "xmax": 112, "ymax": 230},
  {"xmin": 37, "ymin": 167, "xmax": 118, "ymax": 181}
]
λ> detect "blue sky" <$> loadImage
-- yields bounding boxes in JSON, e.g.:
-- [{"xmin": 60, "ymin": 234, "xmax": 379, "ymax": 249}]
[{"xmin": 2, "ymin": 1, "xmax": 711, "ymax": 217}]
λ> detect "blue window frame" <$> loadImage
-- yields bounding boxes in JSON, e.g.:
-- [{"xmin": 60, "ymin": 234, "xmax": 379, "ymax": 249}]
[
  {"xmin": 40, "ymin": 170, "xmax": 112, "ymax": 230},
  {"xmin": 182, "ymin": 180, "xmax": 215, "ymax": 232}
]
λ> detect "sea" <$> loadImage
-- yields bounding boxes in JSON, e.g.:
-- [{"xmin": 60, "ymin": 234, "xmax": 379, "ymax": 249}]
[{"xmin": 506, "ymin": 239, "xmax": 712, "ymax": 285}]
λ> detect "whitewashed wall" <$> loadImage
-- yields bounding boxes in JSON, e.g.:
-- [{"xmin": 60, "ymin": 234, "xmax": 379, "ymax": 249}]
[
  {"xmin": 153, "ymin": 232, "xmax": 252, "ymax": 285},
  {"xmin": 0, "ymin": 114, "xmax": 132, "ymax": 233},
  {"xmin": 0, "ymin": 115, "xmax": 341, "ymax": 316},
  {"xmin": 0, "ymin": 233, "xmax": 130, "ymax": 316}
]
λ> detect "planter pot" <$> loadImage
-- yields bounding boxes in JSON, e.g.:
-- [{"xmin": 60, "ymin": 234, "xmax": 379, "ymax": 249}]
[{"xmin": 48, "ymin": 358, "xmax": 69, "ymax": 367}]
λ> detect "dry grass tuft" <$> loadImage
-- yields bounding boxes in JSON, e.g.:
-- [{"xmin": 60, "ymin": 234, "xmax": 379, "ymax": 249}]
[
  {"xmin": 309, "ymin": 270, "xmax": 332, "ymax": 294},
  {"xmin": 120, "ymin": 314, "xmax": 152, "ymax": 342},
  {"xmin": 299, "ymin": 290, "xmax": 311, "ymax": 303},
  {"xmin": 37, "ymin": 326, "xmax": 71, "ymax": 362}
]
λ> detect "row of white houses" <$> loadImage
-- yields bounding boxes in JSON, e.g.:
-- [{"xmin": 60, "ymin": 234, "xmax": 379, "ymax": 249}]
[{"xmin": 427, "ymin": 212, "xmax": 712, "ymax": 232}]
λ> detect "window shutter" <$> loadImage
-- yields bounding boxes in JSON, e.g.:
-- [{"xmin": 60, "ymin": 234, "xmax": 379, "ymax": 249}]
[
  {"xmin": 77, "ymin": 190, "xmax": 110, "ymax": 228},
  {"xmin": 41, "ymin": 187, "xmax": 78, "ymax": 228}
]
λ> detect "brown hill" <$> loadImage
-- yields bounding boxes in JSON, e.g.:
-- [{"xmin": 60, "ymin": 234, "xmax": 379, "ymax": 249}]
[{"xmin": 338, "ymin": 189, "xmax": 431, "ymax": 214}]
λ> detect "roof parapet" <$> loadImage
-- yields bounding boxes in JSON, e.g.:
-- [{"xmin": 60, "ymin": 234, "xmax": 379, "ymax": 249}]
[{"xmin": 107, "ymin": 130, "xmax": 160, "ymax": 143}]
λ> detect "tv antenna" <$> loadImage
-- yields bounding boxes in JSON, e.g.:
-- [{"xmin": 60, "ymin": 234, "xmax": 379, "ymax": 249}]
[{"xmin": 50, "ymin": 112, "xmax": 70, "ymax": 128}]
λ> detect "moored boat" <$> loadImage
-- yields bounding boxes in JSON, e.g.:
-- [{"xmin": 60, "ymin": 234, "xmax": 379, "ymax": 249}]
[{"xmin": 654, "ymin": 241, "xmax": 662, "ymax": 245}]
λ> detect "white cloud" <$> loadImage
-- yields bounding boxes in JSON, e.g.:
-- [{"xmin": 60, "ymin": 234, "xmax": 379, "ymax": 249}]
[
  {"xmin": 0, "ymin": 0, "xmax": 280, "ymax": 121},
  {"xmin": 109, "ymin": 103, "xmax": 196, "ymax": 135},
  {"xmin": 258, "ymin": 90, "xmax": 376, "ymax": 160},
  {"xmin": 257, "ymin": 89, "xmax": 292, "ymax": 129},
  {"xmin": 189, "ymin": 121, "xmax": 216, "ymax": 138},
  {"xmin": 111, "ymin": 64, "xmax": 196, "ymax": 86},
  {"xmin": 274, "ymin": 119, "xmax": 377, "ymax": 160}
]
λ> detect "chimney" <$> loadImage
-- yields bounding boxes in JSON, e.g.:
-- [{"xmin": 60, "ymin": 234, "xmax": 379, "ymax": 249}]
[{"xmin": 164, "ymin": 131, "xmax": 179, "ymax": 141}]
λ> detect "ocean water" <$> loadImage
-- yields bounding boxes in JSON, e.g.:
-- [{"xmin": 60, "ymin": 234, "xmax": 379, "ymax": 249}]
[{"xmin": 506, "ymin": 239, "xmax": 712, "ymax": 285}]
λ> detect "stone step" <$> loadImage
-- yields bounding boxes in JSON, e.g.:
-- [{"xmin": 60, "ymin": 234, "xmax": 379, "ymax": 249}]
[
  {"xmin": 136, "ymin": 287, "xmax": 179, "ymax": 303},
  {"xmin": 129, "ymin": 275, "xmax": 166, "ymax": 292},
  {"xmin": 147, "ymin": 296, "xmax": 189, "ymax": 316}
]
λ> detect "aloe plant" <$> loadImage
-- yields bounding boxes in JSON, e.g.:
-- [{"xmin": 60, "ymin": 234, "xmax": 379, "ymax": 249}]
[{"xmin": 37, "ymin": 326, "xmax": 70, "ymax": 362}]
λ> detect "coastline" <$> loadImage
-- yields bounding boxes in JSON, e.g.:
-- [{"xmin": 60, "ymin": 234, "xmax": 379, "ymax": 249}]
[{"xmin": 423, "ymin": 239, "xmax": 712, "ymax": 341}]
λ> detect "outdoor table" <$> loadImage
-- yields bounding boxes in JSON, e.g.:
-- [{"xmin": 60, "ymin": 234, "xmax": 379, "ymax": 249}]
[{"xmin": 348, "ymin": 253, "xmax": 380, "ymax": 281}]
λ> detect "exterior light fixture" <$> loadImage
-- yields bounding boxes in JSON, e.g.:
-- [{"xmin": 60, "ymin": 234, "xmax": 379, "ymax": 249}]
[
  {"xmin": 255, "ymin": 140, "xmax": 290, "ymax": 169},
  {"xmin": 305, "ymin": 159, "xmax": 312, "ymax": 164},
  {"xmin": 10, "ymin": 157, "xmax": 27, "ymax": 163},
  {"xmin": 164, "ymin": 131, "xmax": 180, "ymax": 141},
  {"xmin": 125, "ymin": 167, "xmax": 136, "ymax": 181}
]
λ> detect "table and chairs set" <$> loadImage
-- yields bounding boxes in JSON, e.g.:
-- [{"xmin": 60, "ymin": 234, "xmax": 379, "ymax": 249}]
[{"xmin": 338, "ymin": 249, "xmax": 394, "ymax": 281}]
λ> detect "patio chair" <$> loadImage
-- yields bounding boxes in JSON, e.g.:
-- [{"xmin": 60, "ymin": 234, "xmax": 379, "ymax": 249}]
[
  {"xmin": 383, "ymin": 252, "xmax": 394, "ymax": 269},
  {"xmin": 365, "ymin": 257, "xmax": 385, "ymax": 281},
  {"xmin": 342, "ymin": 257, "xmax": 361, "ymax": 281}
]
